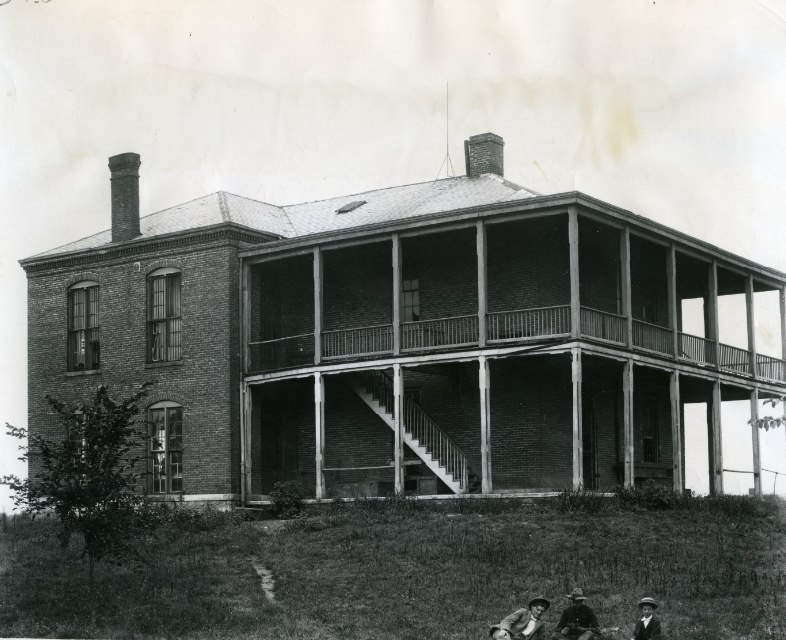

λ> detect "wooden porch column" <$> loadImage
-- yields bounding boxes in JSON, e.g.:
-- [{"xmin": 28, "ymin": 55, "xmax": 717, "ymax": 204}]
[
  {"xmin": 476, "ymin": 220, "xmax": 488, "ymax": 347},
  {"xmin": 746, "ymin": 275, "xmax": 758, "ymax": 378},
  {"xmin": 708, "ymin": 380, "xmax": 724, "ymax": 495},
  {"xmin": 313, "ymin": 248, "xmax": 323, "ymax": 365},
  {"xmin": 569, "ymin": 207, "xmax": 581, "ymax": 339},
  {"xmin": 708, "ymin": 261, "xmax": 720, "ymax": 367},
  {"xmin": 314, "ymin": 372, "xmax": 325, "ymax": 499},
  {"xmin": 571, "ymin": 347, "xmax": 583, "ymax": 488},
  {"xmin": 620, "ymin": 226, "xmax": 632, "ymax": 348},
  {"xmin": 240, "ymin": 381, "xmax": 252, "ymax": 506},
  {"xmin": 392, "ymin": 234, "xmax": 402, "ymax": 356},
  {"xmin": 393, "ymin": 364, "xmax": 404, "ymax": 494},
  {"xmin": 750, "ymin": 388, "xmax": 761, "ymax": 497},
  {"xmin": 479, "ymin": 356, "xmax": 492, "ymax": 494},
  {"xmin": 669, "ymin": 371, "xmax": 683, "ymax": 493},
  {"xmin": 623, "ymin": 359, "xmax": 634, "ymax": 487},
  {"xmin": 667, "ymin": 245, "xmax": 678, "ymax": 359},
  {"xmin": 780, "ymin": 285, "xmax": 786, "ymax": 363},
  {"xmin": 240, "ymin": 260, "xmax": 251, "ymax": 373}
]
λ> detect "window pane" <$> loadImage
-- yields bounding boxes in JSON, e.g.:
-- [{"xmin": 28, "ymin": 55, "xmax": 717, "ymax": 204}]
[
  {"xmin": 150, "ymin": 321, "xmax": 166, "ymax": 362},
  {"xmin": 71, "ymin": 289, "xmax": 86, "ymax": 330},
  {"xmin": 152, "ymin": 452, "xmax": 166, "ymax": 493},
  {"xmin": 168, "ymin": 407, "xmax": 182, "ymax": 450},
  {"xmin": 169, "ymin": 451, "xmax": 183, "ymax": 492},
  {"xmin": 168, "ymin": 318, "xmax": 182, "ymax": 361},
  {"xmin": 168, "ymin": 274, "xmax": 181, "ymax": 317},
  {"xmin": 151, "ymin": 277, "xmax": 166, "ymax": 320},
  {"xmin": 150, "ymin": 409, "xmax": 165, "ymax": 452},
  {"xmin": 87, "ymin": 287, "xmax": 99, "ymax": 329}
]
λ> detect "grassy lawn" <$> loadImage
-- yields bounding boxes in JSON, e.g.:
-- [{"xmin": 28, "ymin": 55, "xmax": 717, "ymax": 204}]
[{"xmin": 1, "ymin": 494, "xmax": 785, "ymax": 639}]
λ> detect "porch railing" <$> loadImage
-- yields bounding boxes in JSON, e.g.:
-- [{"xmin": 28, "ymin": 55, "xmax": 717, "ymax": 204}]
[
  {"xmin": 719, "ymin": 343, "xmax": 752, "ymax": 376},
  {"xmin": 580, "ymin": 307, "xmax": 626, "ymax": 344},
  {"xmin": 363, "ymin": 370, "xmax": 469, "ymax": 491},
  {"xmin": 487, "ymin": 305, "xmax": 571, "ymax": 343},
  {"xmin": 249, "ymin": 333, "xmax": 315, "ymax": 372},
  {"xmin": 757, "ymin": 354, "xmax": 786, "ymax": 382},
  {"xmin": 401, "ymin": 315, "xmax": 479, "ymax": 351},
  {"xmin": 678, "ymin": 333, "xmax": 716, "ymax": 367},
  {"xmin": 632, "ymin": 319, "xmax": 674, "ymax": 356},
  {"xmin": 322, "ymin": 324, "xmax": 393, "ymax": 359}
]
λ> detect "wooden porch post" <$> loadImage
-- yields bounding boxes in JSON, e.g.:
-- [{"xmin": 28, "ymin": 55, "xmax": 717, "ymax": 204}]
[
  {"xmin": 620, "ymin": 226, "xmax": 632, "ymax": 348},
  {"xmin": 746, "ymin": 275, "xmax": 758, "ymax": 378},
  {"xmin": 392, "ymin": 234, "xmax": 402, "ymax": 356},
  {"xmin": 708, "ymin": 380, "xmax": 724, "ymax": 495},
  {"xmin": 780, "ymin": 285, "xmax": 786, "ymax": 363},
  {"xmin": 708, "ymin": 261, "xmax": 720, "ymax": 367},
  {"xmin": 477, "ymin": 220, "xmax": 488, "ymax": 347},
  {"xmin": 240, "ymin": 260, "xmax": 251, "ymax": 373},
  {"xmin": 479, "ymin": 355, "xmax": 492, "ymax": 494},
  {"xmin": 750, "ymin": 388, "xmax": 761, "ymax": 497},
  {"xmin": 669, "ymin": 371, "xmax": 683, "ymax": 493},
  {"xmin": 240, "ymin": 381, "xmax": 252, "ymax": 506},
  {"xmin": 569, "ymin": 207, "xmax": 581, "ymax": 339},
  {"xmin": 314, "ymin": 372, "xmax": 325, "ymax": 499},
  {"xmin": 623, "ymin": 359, "xmax": 634, "ymax": 487},
  {"xmin": 667, "ymin": 245, "xmax": 678, "ymax": 359},
  {"xmin": 393, "ymin": 364, "xmax": 404, "ymax": 494},
  {"xmin": 571, "ymin": 347, "xmax": 583, "ymax": 488},
  {"xmin": 313, "ymin": 248, "xmax": 323, "ymax": 365}
]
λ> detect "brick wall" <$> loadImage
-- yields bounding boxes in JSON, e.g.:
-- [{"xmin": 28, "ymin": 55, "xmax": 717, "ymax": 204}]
[
  {"xmin": 631, "ymin": 236, "xmax": 669, "ymax": 325},
  {"xmin": 26, "ymin": 235, "xmax": 245, "ymax": 497},
  {"xmin": 489, "ymin": 355, "xmax": 574, "ymax": 490},
  {"xmin": 323, "ymin": 242, "xmax": 393, "ymax": 330},
  {"xmin": 487, "ymin": 216, "xmax": 570, "ymax": 312},
  {"xmin": 403, "ymin": 228, "xmax": 478, "ymax": 318},
  {"xmin": 580, "ymin": 220, "xmax": 621, "ymax": 313}
]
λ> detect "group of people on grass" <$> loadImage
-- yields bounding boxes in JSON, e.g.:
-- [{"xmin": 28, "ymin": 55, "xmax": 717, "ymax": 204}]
[{"xmin": 490, "ymin": 588, "xmax": 661, "ymax": 640}]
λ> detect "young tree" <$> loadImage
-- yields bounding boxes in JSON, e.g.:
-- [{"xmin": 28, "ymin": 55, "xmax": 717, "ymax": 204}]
[{"xmin": 2, "ymin": 382, "xmax": 153, "ymax": 625}]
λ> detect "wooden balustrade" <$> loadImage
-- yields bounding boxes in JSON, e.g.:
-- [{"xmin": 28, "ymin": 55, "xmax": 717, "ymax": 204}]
[
  {"xmin": 401, "ymin": 315, "xmax": 479, "ymax": 351},
  {"xmin": 632, "ymin": 319, "xmax": 674, "ymax": 356},
  {"xmin": 487, "ymin": 305, "xmax": 571, "ymax": 342},
  {"xmin": 580, "ymin": 307, "xmax": 626, "ymax": 344},
  {"xmin": 322, "ymin": 324, "xmax": 393, "ymax": 359}
]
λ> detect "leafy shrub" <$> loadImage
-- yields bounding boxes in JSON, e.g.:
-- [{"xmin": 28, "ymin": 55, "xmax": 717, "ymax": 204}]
[
  {"xmin": 614, "ymin": 482, "xmax": 682, "ymax": 511},
  {"xmin": 270, "ymin": 481, "xmax": 306, "ymax": 519},
  {"xmin": 556, "ymin": 486, "xmax": 611, "ymax": 513}
]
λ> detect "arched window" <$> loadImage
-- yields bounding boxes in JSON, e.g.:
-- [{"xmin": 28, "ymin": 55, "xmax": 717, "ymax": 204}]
[
  {"xmin": 67, "ymin": 280, "xmax": 100, "ymax": 371},
  {"xmin": 148, "ymin": 401, "xmax": 183, "ymax": 493},
  {"xmin": 147, "ymin": 268, "xmax": 182, "ymax": 362}
]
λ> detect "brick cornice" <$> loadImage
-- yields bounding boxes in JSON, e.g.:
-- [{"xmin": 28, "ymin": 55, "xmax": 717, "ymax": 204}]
[{"xmin": 21, "ymin": 224, "xmax": 276, "ymax": 275}]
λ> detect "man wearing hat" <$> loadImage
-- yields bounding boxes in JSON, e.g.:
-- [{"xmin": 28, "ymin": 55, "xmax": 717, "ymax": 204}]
[
  {"xmin": 490, "ymin": 595, "xmax": 551, "ymax": 639},
  {"xmin": 630, "ymin": 597, "xmax": 661, "ymax": 640},
  {"xmin": 550, "ymin": 588, "xmax": 600, "ymax": 640}
]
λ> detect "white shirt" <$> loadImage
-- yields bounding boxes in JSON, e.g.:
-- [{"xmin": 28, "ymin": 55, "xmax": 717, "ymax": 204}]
[
  {"xmin": 522, "ymin": 616, "xmax": 538, "ymax": 637},
  {"xmin": 641, "ymin": 616, "xmax": 652, "ymax": 628}
]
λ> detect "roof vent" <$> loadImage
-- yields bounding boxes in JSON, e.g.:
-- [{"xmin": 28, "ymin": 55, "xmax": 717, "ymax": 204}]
[{"xmin": 336, "ymin": 200, "xmax": 367, "ymax": 214}]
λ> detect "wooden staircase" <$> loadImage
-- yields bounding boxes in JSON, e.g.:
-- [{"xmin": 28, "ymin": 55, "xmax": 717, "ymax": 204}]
[{"xmin": 348, "ymin": 370, "xmax": 476, "ymax": 494}]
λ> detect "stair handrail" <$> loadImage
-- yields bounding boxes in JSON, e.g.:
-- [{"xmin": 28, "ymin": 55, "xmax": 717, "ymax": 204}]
[{"xmin": 359, "ymin": 369, "xmax": 469, "ymax": 490}]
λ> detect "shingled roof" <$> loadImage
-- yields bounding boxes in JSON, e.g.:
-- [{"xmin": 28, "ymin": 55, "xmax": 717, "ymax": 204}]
[{"xmin": 28, "ymin": 174, "xmax": 539, "ymax": 259}]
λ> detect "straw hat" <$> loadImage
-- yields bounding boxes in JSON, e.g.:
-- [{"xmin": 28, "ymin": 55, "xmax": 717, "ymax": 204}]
[
  {"xmin": 638, "ymin": 597, "xmax": 658, "ymax": 609},
  {"xmin": 566, "ymin": 588, "xmax": 588, "ymax": 601}
]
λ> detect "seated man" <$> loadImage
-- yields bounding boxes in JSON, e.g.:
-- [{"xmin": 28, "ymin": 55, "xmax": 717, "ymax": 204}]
[
  {"xmin": 551, "ymin": 588, "xmax": 600, "ymax": 640},
  {"xmin": 490, "ymin": 595, "xmax": 551, "ymax": 640}
]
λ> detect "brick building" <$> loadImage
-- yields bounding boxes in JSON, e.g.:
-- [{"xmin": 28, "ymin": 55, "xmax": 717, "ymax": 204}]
[{"xmin": 21, "ymin": 135, "xmax": 786, "ymax": 506}]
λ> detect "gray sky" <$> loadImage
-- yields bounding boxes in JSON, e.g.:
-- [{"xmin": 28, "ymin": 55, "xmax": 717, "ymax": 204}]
[{"xmin": 3, "ymin": 0, "xmax": 786, "ymax": 510}]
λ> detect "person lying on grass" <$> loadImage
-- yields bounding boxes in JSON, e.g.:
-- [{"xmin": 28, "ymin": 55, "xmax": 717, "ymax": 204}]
[
  {"xmin": 630, "ymin": 597, "xmax": 662, "ymax": 640},
  {"xmin": 550, "ymin": 588, "xmax": 600, "ymax": 640},
  {"xmin": 490, "ymin": 595, "xmax": 551, "ymax": 640}
]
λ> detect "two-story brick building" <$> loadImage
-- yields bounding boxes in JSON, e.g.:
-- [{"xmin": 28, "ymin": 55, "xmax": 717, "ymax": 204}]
[{"xmin": 22, "ymin": 134, "xmax": 786, "ymax": 507}]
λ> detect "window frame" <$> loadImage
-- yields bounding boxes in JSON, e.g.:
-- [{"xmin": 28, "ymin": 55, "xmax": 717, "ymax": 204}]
[
  {"xmin": 147, "ymin": 268, "xmax": 183, "ymax": 363},
  {"xmin": 148, "ymin": 401, "xmax": 184, "ymax": 494},
  {"xmin": 67, "ymin": 280, "xmax": 100, "ymax": 372},
  {"xmin": 401, "ymin": 278, "xmax": 420, "ymax": 322}
]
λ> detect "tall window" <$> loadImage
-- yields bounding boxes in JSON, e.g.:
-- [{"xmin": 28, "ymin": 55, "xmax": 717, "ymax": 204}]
[
  {"xmin": 148, "ymin": 269, "xmax": 182, "ymax": 362},
  {"xmin": 149, "ymin": 402, "xmax": 183, "ymax": 493},
  {"xmin": 402, "ymin": 278, "xmax": 420, "ymax": 322},
  {"xmin": 68, "ymin": 281, "xmax": 100, "ymax": 371},
  {"xmin": 641, "ymin": 399, "xmax": 660, "ymax": 463}
]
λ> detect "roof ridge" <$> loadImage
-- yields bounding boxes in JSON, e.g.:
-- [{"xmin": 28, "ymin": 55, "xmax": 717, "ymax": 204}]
[
  {"xmin": 282, "ymin": 175, "xmax": 468, "ymax": 210},
  {"xmin": 140, "ymin": 191, "xmax": 222, "ymax": 221},
  {"xmin": 217, "ymin": 191, "xmax": 230, "ymax": 222}
]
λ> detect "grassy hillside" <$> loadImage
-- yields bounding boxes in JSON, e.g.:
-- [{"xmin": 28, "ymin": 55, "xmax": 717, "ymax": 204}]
[{"xmin": 1, "ymin": 492, "xmax": 785, "ymax": 639}]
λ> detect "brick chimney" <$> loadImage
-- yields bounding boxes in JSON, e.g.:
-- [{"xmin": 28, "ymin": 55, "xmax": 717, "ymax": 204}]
[
  {"xmin": 464, "ymin": 133, "xmax": 504, "ymax": 178},
  {"xmin": 108, "ymin": 152, "xmax": 141, "ymax": 242}
]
